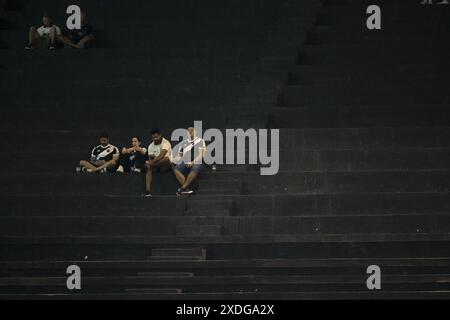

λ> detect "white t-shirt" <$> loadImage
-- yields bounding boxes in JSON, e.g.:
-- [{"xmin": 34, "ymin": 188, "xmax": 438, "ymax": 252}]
[
  {"xmin": 148, "ymin": 138, "xmax": 172, "ymax": 162},
  {"xmin": 37, "ymin": 25, "xmax": 62, "ymax": 37}
]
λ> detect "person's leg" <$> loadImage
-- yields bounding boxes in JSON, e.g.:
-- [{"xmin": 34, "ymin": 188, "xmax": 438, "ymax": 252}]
[
  {"xmin": 75, "ymin": 35, "xmax": 94, "ymax": 49},
  {"xmin": 49, "ymin": 26, "xmax": 56, "ymax": 47},
  {"xmin": 146, "ymin": 158, "xmax": 172, "ymax": 193},
  {"xmin": 58, "ymin": 34, "xmax": 77, "ymax": 48},
  {"xmin": 117, "ymin": 154, "xmax": 132, "ymax": 172},
  {"xmin": 181, "ymin": 171, "xmax": 198, "ymax": 189},
  {"xmin": 174, "ymin": 165, "xmax": 187, "ymax": 186},
  {"xmin": 28, "ymin": 26, "xmax": 39, "ymax": 47},
  {"xmin": 180, "ymin": 164, "xmax": 205, "ymax": 193},
  {"xmin": 145, "ymin": 165, "xmax": 153, "ymax": 193},
  {"xmin": 90, "ymin": 160, "xmax": 117, "ymax": 172},
  {"xmin": 79, "ymin": 160, "xmax": 97, "ymax": 171}
]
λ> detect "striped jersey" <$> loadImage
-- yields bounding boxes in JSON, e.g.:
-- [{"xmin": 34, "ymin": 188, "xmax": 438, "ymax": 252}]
[{"xmin": 91, "ymin": 144, "xmax": 120, "ymax": 162}]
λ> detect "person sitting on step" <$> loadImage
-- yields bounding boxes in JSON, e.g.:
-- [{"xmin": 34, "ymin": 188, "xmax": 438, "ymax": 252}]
[
  {"xmin": 174, "ymin": 127, "xmax": 206, "ymax": 196},
  {"xmin": 25, "ymin": 13, "xmax": 62, "ymax": 50},
  {"xmin": 116, "ymin": 136, "xmax": 147, "ymax": 173},
  {"xmin": 58, "ymin": 10, "xmax": 95, "ymax": 49},
  {"xmin": 78, "ymin": 132, "xmax": 119, "ymax": 173},
  {"xmin": 143, "ymin": 128, "xmax": 173, "ymax": 197}
]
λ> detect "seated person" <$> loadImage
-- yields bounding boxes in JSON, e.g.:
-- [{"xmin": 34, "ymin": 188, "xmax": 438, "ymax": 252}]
[
  {"xmin": 116, "ymin": 136, "xmax": 147, "ymax": 173},
  {"xmin": 59, "ymin": 10, "xmax": 94, "ymax": 49},
  {"xmin": 143, "ymin": 128, "xmax": 173, "ymax": 197},
  {"xmin": 79, "ymin": 132, "xmax": 119, "ymax": 173},
  {"xmin": 25, "ymin": 14, "xmax": 62, "ymax": 50},
  {"xmin": 173, "ymin": 127, "xmax": 206, "ymax": 196}
]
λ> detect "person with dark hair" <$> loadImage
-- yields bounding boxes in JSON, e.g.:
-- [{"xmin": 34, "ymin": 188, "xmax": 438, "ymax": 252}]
[
  {"xmin": 25, "ymin": 14, "xmax": 62, "ymax": 50},
  {"xmin": 143, "ymin": 128, "xmax": 173, "ymax": 197},
  {"xmin": 59, "ymin": 10, "xmax": 95, "ymax": 49},
  {"xmin": 78, "ymin": 132, "xmax": 119, "ymax": 173},
  {"xmin": 116, "ymin": 136, "xmax": 147, "ymax": 173},
  {"xmin": 173, "ymin": 127, "xmax": 206, "ymax": 195}
]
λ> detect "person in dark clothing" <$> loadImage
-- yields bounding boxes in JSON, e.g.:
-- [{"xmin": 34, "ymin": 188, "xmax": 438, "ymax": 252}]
[
  {"xmin": 78, "ymin": 132, "xmax": 119, "ymax": 173},
  {"xmin": 59, "ymin": 10, "xmax": 95, "ymax": 48},
  {"xmin": 116, "ymin": 136, "xmax": 147, "ymax": 173}
]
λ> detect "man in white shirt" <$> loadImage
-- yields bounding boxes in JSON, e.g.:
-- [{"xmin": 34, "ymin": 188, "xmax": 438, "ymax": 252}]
[
  {"xmin": 173, "ymin": 127, "xmax": 206, "ymax": 195},
  {"xmin": 143, "ymin": 128, "xmax": 173, "ymax": 197},
  {"xmin": 25, "ymin": 14, "xmax": 62, "ymax": 50}
]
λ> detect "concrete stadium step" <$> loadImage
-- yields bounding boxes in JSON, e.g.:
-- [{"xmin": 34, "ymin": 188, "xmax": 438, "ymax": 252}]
[
  {"xmin": 277, "ymin": 149, "xmax": 450, "ymax": 171},
  {"xmin": 291, "ymin": 62, "xmax": 450, "ymax": 79},
  {"xmin": 150, "ymin": 248, "xmax": 206, "ymax": 260},
  {"xmin": 2, "ymin": 192, "xmax": 450, "ymax": 217},
  {"xmin": 2, "ymin": 214, "xmax": 450, "ymax": 236},
  {"xmin": 2, "ymin": 171, "xmax": 450, "ymax": 195},
  {"xmin": 2, "ymin": 290, "xmax": 450, "ymax": 299},
  {"xmin": 124, "ymin": 288, "xmax": 182, "ymax": 294},
  {"xmin": 306, "ymin": 33, "xmax": 449, "ymax": 46},
  {"xmin": 297, "ymin": 45, "xmax": 450, "ymax": 64},
  {"xmin": 3, "ymin": 148, "xmax": 450, "ymax": 173},
  {"xmin": 0, "ymin": 107, "xmax": 229, "ymax": 130},
  {"xmin": 0, "ymin": 173, "xmax": 243, "ymax": 196},
  {"xmin": 2, "ymin": 236, "xmax": 450, "ymax": 262},
  {"xmin": 3, "ymin": 257, "xmax": 450, "ymax": 275},
  {"xmin": 277, "ymin": 86, "xmax": 450, "ymax": 106},
  {"xmin": 288, "ymin": 70, "xmax": 450, "ymax": 85},
  {"xmin": 2, "ymin": 274, "xmax": 450, "ymax": 294},
  {"xmin": 0, "ymin": 127, "xmax": 447, "ymax": 152},
  {"xmin": 176, "ymin": 225, "xmax": 222, "ymax": 237},
  {"xmin": 269, "ymin": 105, "xmax": 450, "ymax": 127}
]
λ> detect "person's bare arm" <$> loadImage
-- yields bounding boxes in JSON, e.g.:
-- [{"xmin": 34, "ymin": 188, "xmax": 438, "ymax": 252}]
[
  {"xmin": 150, "ymin": 149, "xmax": 168, "ymax": 166},
  {"xmin": 135, "ymin": 146, "xmax": 146, "ymax": 155}
]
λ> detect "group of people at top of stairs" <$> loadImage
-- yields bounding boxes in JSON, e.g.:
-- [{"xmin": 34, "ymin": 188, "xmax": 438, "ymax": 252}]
[
  {"xmin": 77, "ymin": 128, "xmax": 207, "ymax": 197},
  {"xmin": 25, "ymin": 11, "xmax": 94, "ymax": 50}
]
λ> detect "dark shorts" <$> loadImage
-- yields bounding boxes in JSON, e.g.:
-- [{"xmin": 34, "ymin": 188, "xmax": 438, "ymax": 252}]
[{"xmin": 174, "ymin": 162, "xmax": 205, "ymax": 175}]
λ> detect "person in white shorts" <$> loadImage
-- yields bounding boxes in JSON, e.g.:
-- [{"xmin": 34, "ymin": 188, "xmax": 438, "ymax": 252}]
[{"xmin": 25, "ymin": 14, "xmax": 62, "ymax": 50}]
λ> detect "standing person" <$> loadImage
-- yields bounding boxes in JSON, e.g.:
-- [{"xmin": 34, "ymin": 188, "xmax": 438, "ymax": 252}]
[
  {"xmin": 25, "ymin": 14, "xmax": 62, "ymax": 50},
  {"xmin": 173, "ymin": 127, "xmax": 206, "ymax": 196},
  {"xmin": 116, "ymin": 136, "xmax": 147, "ymax": 173},
  {"xmin": 143, "ymin": 128, "xmax": 173, "ymax": 197},
  {"xmin": 78, "ymin": 132, "xmax": 119, "ymax": 173}
]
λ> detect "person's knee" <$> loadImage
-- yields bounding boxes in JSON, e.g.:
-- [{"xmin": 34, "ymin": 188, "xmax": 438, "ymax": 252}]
[
  {"xmin": 79, "ymin": 160, "xmax": 87, "ymax": 166},
  {"xmin": 29, "ymin": 26, "xmax": 36, "ymax": 32}
]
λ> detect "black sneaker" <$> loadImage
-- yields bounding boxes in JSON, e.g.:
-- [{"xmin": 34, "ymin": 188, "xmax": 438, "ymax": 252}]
[
  {"xmin": 143, "ymin": 191, "xmax": 152, "ymax": 197},
  {"xmin": 181, "ymin": 188, "xmax": 194, "ymax": 195}
]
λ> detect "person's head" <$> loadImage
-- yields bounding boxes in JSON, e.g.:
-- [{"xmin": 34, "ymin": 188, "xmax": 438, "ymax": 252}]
[
  {"xmin": 150, "ymin": 128, "xmax": 162, "ymax": 144},
  {"xmin": 99, "ymin": 132, "xmax": 110, "ymax": 146},
  {"xmin": 187, "ymin": 127, "xmax": 196, "ymax": 140},
  {"xmin": 131, "ymin": 136, "xmax": 142, "ymax": 148},
  {"xmin": 42, "ymin": 14, "xmax": 52, "ymax": 27}
]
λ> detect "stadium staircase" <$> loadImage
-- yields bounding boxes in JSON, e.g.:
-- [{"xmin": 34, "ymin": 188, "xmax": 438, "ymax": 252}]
[{"xmin": 1, "ymin": 0, "xmax": 450, "ymax": 299}]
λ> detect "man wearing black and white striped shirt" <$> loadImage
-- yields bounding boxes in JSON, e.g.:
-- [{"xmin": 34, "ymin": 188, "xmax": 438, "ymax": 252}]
[{"xmin": 78, "ymin": 132, "xmax": 119, "ymax": 173}]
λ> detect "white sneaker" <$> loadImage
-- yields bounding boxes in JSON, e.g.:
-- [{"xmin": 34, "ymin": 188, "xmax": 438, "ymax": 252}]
[
  {"xmin": 133, "ymin": 168, "xmax": 141, "ymax": 173},
  {"xmin": 100, "ymin": 168, "xmax": 107, "ymax": 174},
  {"xmin": 116, "ymin": 165, "xmax": 124, "ymax": 173}
]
